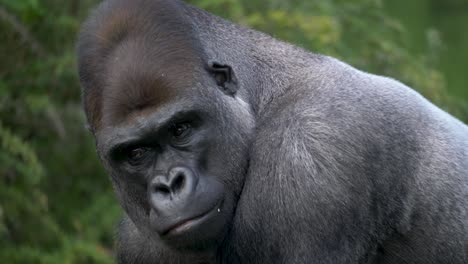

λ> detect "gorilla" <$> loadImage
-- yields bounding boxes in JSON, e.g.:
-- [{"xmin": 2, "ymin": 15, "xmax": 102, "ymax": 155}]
[{"xmin": 77, "ymin": 0, "xmax": 468, "ymax": 263}]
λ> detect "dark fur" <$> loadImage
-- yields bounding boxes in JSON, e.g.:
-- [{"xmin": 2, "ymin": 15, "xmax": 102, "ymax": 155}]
[{"xmin": 78, "ymin": 0, "xmax": 468, "ymax": 263}]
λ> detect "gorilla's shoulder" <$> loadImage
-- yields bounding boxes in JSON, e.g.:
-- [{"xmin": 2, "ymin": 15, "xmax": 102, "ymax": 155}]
[
  {"xmin": 258, "ymin": 55, "xmax": 468, "ymax": 164},
  {"xmin": 281, "ymin": 56, "xmax": 466, "ymax": 133}
]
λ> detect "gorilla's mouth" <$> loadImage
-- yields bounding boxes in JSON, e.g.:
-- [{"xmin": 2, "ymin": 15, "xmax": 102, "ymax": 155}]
[{"xmin": 161, "ymin": 199, "xmax": 224, "ymax": 237}]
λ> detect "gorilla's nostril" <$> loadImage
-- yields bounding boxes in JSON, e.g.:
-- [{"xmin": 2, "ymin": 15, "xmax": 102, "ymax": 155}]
[
  {"xmin": 154, "ymin": 184, "xmax": 171, "ymax": 196},
  {"xmin": 172, "ymin": 173, "xmax": 185, "ymax": 192},
  {"xmin": 149, "ymin": 168, "xmax": 196, "ymax": 203}
]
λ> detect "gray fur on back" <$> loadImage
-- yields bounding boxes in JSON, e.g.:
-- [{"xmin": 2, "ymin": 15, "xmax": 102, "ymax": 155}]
[{"xmin": 183, "ymin": 4, "xmax": 468, "ymax": 263}]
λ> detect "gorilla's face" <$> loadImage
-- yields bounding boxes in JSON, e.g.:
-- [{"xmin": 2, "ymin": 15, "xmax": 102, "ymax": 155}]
[{"xmin": 93, "ymin": 42, "xmax": 254, "ymax": 250}]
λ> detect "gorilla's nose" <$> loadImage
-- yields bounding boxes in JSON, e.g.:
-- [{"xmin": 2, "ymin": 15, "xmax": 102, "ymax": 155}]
[{"xmin": 149, "ymin": 167, "xmax": 198, "ymax": 210}]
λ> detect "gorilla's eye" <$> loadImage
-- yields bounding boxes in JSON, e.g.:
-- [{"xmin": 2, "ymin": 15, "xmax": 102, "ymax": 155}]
[
  {"xmin": 170, "ymin": 123, "xmax": 192, "ymax": 139},
  {"xmin": 127, "ymin": 147, "xmax": 150, "ymax": 165}
]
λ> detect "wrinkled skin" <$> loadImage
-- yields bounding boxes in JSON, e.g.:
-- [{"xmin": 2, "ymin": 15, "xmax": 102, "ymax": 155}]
[{"xmin": 77, "ymin": 0, "xmax": 468, "ymax": 263}]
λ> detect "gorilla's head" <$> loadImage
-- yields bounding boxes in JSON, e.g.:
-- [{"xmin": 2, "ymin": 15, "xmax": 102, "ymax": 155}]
[{"xmin": 78, "ymin": 0, "xmax": 254, "ymax": 251}]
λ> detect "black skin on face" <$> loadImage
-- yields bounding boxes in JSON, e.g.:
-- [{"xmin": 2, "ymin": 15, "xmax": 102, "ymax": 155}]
[
  {"xmin": 78, "ymin": 0, "xmax": 468, "ymax": 263},
  {"xmin": 105, "ymin": 108, "xmax": 229, "ymax": 248}
]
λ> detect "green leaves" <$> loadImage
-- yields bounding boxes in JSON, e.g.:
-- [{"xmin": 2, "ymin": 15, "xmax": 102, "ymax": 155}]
[
  {"xmin": 0, "ymin": 121, "xmax": 43, "ymax": 185},
  {"xmin": 0, "ymin": 1, "xmax": 118, "ymax": 262},
  {"xmin": 1, "ymin": 0, "xmax": 45, "ymax": 24}
]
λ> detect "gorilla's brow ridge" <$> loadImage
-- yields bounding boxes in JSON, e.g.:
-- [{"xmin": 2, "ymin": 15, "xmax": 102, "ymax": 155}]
[{"xmin": 101, "ymin": 109, "xmax": 202, "ymax": 153}]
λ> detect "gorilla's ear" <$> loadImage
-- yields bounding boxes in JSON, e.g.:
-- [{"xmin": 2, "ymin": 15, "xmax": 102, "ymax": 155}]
[{"xmin": 208, "ymin": 61, "xmax": 239, "ymax": 96}]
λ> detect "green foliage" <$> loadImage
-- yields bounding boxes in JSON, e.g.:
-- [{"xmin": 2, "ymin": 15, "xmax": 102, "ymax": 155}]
[
  {"xmin": 0, "ymin": 0, "xmax": 466, "ymax": 263},
  {"xmin": 1, "ymin": 0, "xmax": 120, "ymax": 262}
]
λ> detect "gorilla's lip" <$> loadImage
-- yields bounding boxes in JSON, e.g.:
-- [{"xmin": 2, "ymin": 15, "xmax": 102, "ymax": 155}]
[{"xmin": 161, "ymin": 199, "xmax": 224, "ymax": 237}]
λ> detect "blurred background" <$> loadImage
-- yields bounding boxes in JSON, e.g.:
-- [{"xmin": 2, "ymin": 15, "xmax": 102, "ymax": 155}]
[{"xmin": 1, "ymin": 0, "xmax": 467, "ymax": 263}]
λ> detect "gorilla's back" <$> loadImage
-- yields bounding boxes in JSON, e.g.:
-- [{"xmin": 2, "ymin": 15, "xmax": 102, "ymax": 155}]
[
  {"xmin": 234, "ymin": 49, "xmax": 468, "ymax": 262},
  {"xmin": 366, "ymin": 71, "xmax": 468, "ymax": 263},
  {"xmin": 195, "ymin": 3, "xmax": 468, "ymax": 261},
  {"xmin": 297, "ymin": 56, "xmax": 468, "ymax": 262}
]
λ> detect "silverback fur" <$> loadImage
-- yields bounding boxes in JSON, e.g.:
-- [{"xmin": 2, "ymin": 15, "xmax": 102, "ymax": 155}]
[{"xmin": 77, "ymin": 0, "xmax": 468, "ymax": 263}]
